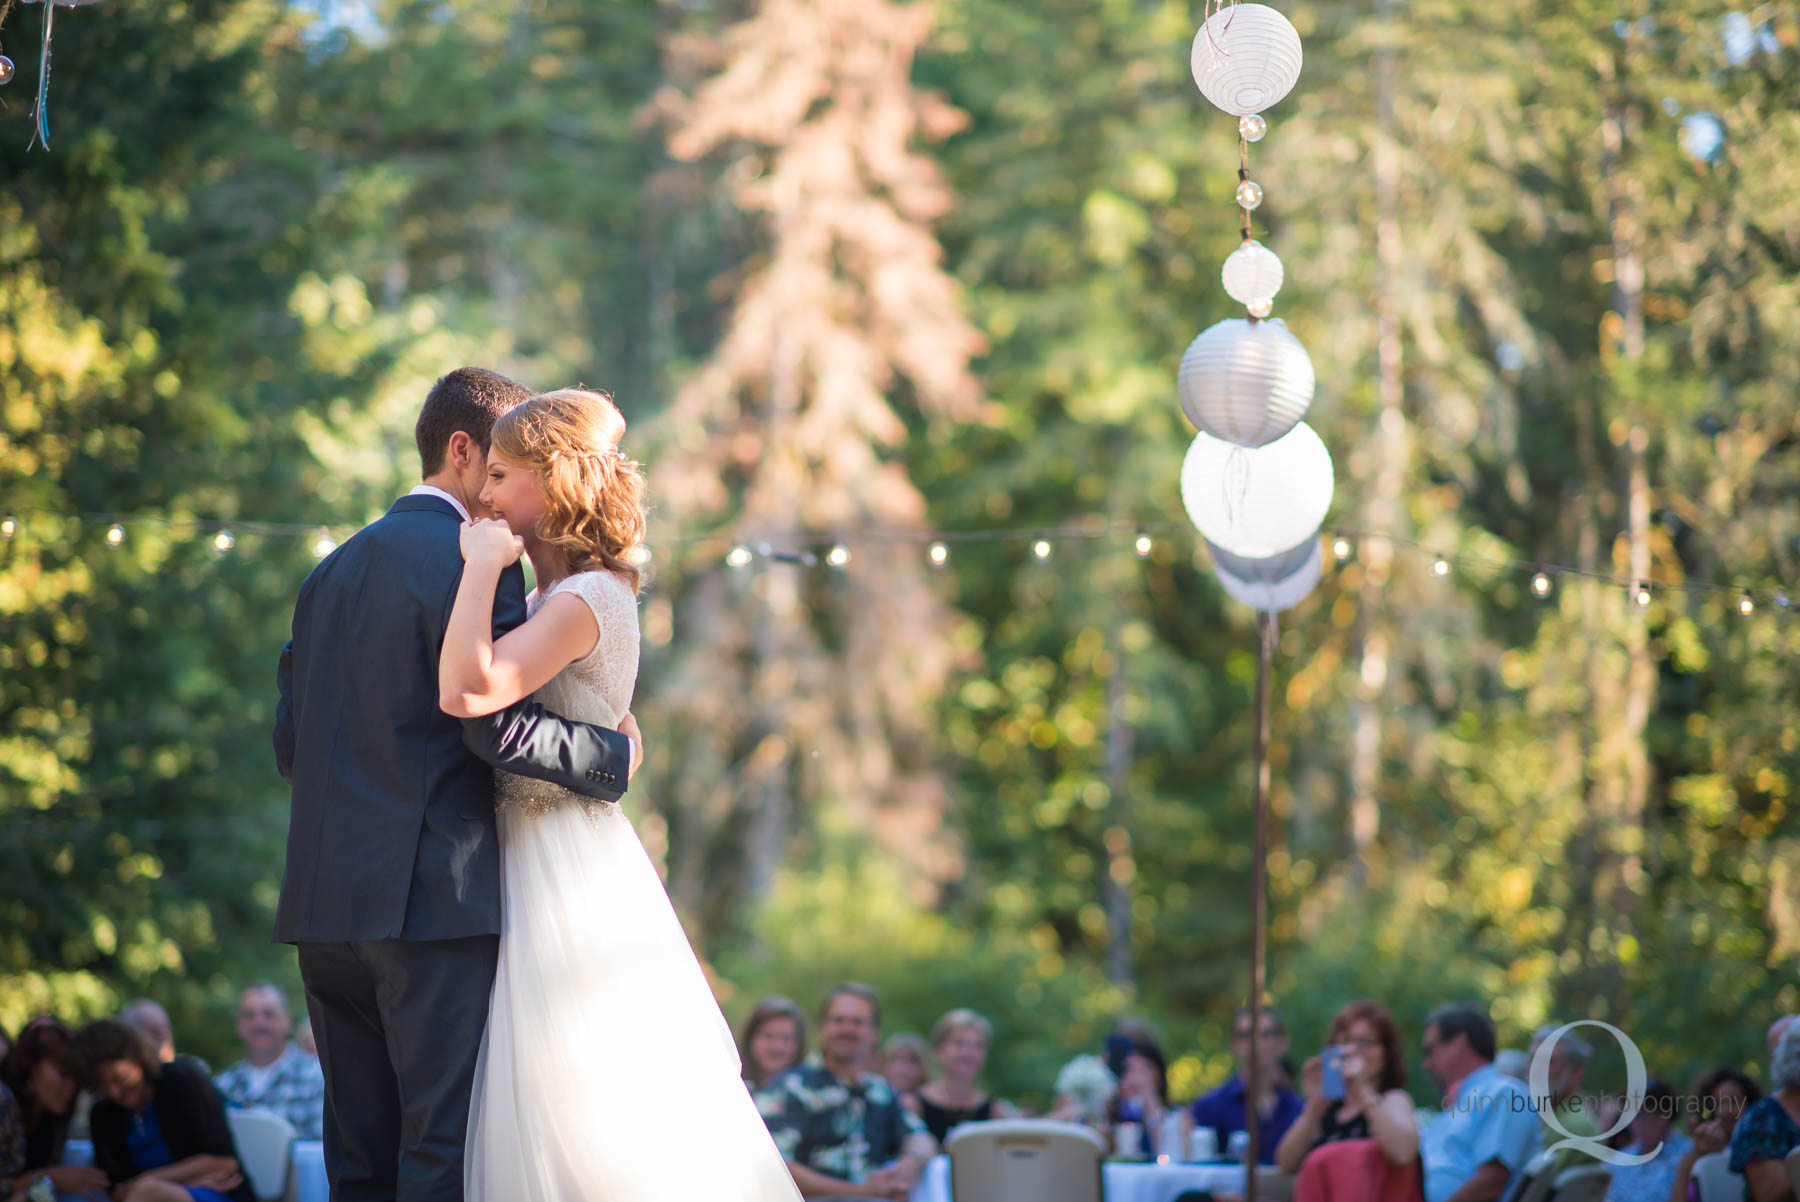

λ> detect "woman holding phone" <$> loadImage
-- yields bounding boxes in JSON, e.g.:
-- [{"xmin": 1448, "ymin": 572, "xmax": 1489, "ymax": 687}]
[{"xmin": 1275, "ymin": 1000, "xmax": 1419, "ymax": 1177}]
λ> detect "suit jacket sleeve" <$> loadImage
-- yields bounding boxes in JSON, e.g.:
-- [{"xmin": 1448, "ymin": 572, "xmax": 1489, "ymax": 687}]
[
  {"xmin": 454, "ymin": 561, "xmax": 633, "ymax": 802},
  {"xmin": 273, "ymin": 638, "xmax": 296, "ymax": 782}
]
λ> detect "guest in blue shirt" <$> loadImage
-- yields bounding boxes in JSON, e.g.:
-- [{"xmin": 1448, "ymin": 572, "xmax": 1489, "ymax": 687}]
[
  {"xmin": 1603, "ymin": 1078, "xmax": 1691, "ymax": 1202},
  {"xmin": 1417, "ymin": 1004, "xmax": 1540, "ymax": 1202},
  {"xmin": 1188, "ymin": 1004, "xmax": 1305, "ymax": 1165}
]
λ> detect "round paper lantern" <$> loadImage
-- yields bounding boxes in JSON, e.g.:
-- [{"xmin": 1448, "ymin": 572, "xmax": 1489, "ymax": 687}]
[
  {"xmin": 1190, "ymin": 3, "xmax": 1304, "ymax": 117},
  {"xmin": 1180, "ymin": 423, "xmax": 1333, "ymax": 559},
  {"xmin": 1208, "ymin": 531, "xmax": 1317, "ymax": 584},
  {"xmin": 1222, "ymin": 239, "xmax": 1284, "ymax": 308},
  {"xmin": 1177, "ymin": 317, "xmax": 1315, "ymax": 447},
  {"xmin": 1209, "ymin": 534, "xmax": 1323, "ymax": 613}
]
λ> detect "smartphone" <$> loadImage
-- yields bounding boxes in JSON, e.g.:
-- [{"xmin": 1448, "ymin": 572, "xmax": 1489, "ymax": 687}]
[{"xmin": 1321, "ymin": 1045, "xmax": 1347, "ymax": 1100}]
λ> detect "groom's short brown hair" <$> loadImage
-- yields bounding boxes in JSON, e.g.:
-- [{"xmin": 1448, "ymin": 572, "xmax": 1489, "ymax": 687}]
[{"xmin": 416, "ymin": 367, "xmax": 534, "ymax": 477}]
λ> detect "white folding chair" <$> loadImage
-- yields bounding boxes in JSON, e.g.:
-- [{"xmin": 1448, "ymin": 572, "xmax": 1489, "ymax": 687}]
[
  {"xmin": 945, "ymin": 1118, "xmax": 1106, "ymax": 1202},
  {"xmin": 1543, "ymin": 1163, "xmax": 1610, "ymax": 1202},
  {"xmin": 1510, "ymin": 1148, "xmax": 1560, "ymax": 1202},
  {"xmin": 1691, "ymin": 1151, "xmax": 1747, "ymax": 1202},
  {"xmin": 1786, "ymin": 1146, "xmax": 1800, "ymax": 1197},
  {"xmin": 225, "ymin": 1107, "xmax": 297, "ymax": 1202}
]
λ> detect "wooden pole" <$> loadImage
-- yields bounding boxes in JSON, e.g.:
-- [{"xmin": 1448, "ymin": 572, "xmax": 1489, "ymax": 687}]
[{"xmin": 1244, "ymin": 611, "xmax": 1274, "ymax": 1200}]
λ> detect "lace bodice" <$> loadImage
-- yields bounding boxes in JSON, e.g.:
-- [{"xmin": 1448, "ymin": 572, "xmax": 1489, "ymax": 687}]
[
  {"xmin": 526, "ymin": 570, "xmax": 640, "ymax": 728},
  {"xmin": 495, "ymin": 569, "xmax": 640, "ymax": 817}
]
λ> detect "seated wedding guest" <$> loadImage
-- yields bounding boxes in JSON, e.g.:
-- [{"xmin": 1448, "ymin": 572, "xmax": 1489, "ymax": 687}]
[
  {"xmin": 1605, "ymin": 1078, "xmax": 1691, "ymax": 1202},
  {"xmin": 1728, "ymin": 1021, "xmax": 1800, "ymax": 1202},
  {"xmin": 120, "ymin": 1002, "xmax": 176, "ymax": 1066},
  {"xmin": 0, "ymin": 1016, "xmax": 110, "ymax": 1202},
  {"xmin": 70, "ymin": 1020, "xmax": 252, "ymax": 1202},
  {"xmin": 210, "ymin": 983, "xmax": 322, "ymax": 1140},
  {"xmin": 880, "ymin": 1034, "xmax": 929, "ymax": 1110},
  {"xmin": 737, "ymin": 996, "xmax": 808, "ymax": 1091},
  {"xmin": 1276, "ymin": 1000, "xmax": 1418, "ymax": 1177},
  {"xmin": 1418, "ymin": 1003, "xmax": 1540, "ymax": 1202},
  {"xmin": 1110, "ymin": 1036, "xmax": 1171, "ymax": 1136},
  {"xmin": 1191, "ymin": 1005, "xmax": 1305, "ymax": 1165},
  {"xmin": 1047, "ymin": 1018, "xmax": 1161, "ymax": 1122},
  {"xmin": 915, "ymin": 1010, "xmax": 1017, "ymax": 1145},
  {"xmin": 1668, "ymin": 1068, "xmax": 1762, "ymax": 1202},
  {"xmin": 1529, "ymin": 1025, "xmax": 1602, "ymax": 1169},
  {"xmin": 757, "ymin": 984, "xmax": 937, "ymax": 1199}
]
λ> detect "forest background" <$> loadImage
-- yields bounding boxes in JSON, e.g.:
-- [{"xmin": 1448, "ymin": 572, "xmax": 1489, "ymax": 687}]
[{"xmin": 3, "ymin": 0, "xmax": 1798, "ymax": 1107}]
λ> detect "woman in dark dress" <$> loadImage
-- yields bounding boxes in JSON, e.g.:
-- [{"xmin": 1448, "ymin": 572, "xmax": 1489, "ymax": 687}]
[
  {"xmin": 1, "ymin": 1017, "xmax": 110, "ymax": 1202},
  {"xmin": 67, "ymin": 1021, "xmax": 252, "ymax": 1202},
  {"xmin": 1274, "ymin": 1000, "xmax": 1418, "ymax": 1178},
  {"xmin": 914, "ymin": 1010, "xmax": 1016, "ymax": 1146}
]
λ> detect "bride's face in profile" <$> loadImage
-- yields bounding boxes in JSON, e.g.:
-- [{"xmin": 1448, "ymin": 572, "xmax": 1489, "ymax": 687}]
[{"xmin": 480, "ymin": 450, "xmax": 548, "ymax": 539}]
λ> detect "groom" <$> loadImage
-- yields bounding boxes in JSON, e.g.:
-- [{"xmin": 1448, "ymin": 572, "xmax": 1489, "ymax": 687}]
[{"xmin": 273, "ymin": 367, "xmax": 641, "ymax": 1202}]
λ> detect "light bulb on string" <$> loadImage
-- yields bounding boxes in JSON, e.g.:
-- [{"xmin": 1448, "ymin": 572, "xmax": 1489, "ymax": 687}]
[
  {"xmin": 312, "ymin": 531, "xmax": 337, "ymax": 559},
  {"xmin": 1634, "ymin": 582, "xmax": 1652, "ymax": 607},
  {"xmin": 106, "ymin": 524, "xmax": 125, "ymax": 547},
  {"xmin": 1032, "ymin": 539, "xmax": 1052, "ymax": 562},
  {"xmin": 1239, "ymin": 114, "xmax": 1267, "ymax": 142},
  {"xmin": 826, "ymin": 544, "xmax": 851, "ymax": 569},
  {"xmin": 1431, "ymin": 555, "xmax": 1450, "ymax": 577},
  {"xmin": 1135, "ymin": 533, "xmax": 1153, "ymax": 558},
  {"xmin": 1738, "ymin": 592, "xmax": 1755, "ymax": 616},
  {"xmin": 726, "ymin": 545, "xmax": 753, "ymax": 569},
  {"xmin": 1531, "ymin": 571, "xmax": 1552, "ymax": 597},
  {"xmin": 1236, "ymin": 179, "xmax": 1264, "ymax": 210},
  {"xmin": 1331, "ymin": 536, "xmax": 1351, "ymax": 560},
  {"xmin": 0, "ymin": 55, "xmax": 14, "ymax": 87},
  {"xmin": 0, "ymin": 515, "xmax": 16, "ymax": 540},
  {"xmin": 1247, "ymin": 300, "xmax": 1273, "ymax": 318},
  {"xmin": 928, "ymin": 542, "xmax": 949, "ymax": 567},
  {"xmin": 212, "ymin": 530, "xmax": 235, "ymax": 554}
]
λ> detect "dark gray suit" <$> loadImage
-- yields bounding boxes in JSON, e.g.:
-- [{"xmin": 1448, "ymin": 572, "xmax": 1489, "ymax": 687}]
[{"xmin": 273, "ymin": 493, "xmax": 630, "ymax": 1202}]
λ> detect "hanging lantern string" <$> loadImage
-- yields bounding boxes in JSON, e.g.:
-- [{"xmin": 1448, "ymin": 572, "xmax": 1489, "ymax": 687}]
[
  {"xmin": 1239, "ymin": 134, "xmax": 1254, "ymax": 242},
  {"xmin": 1201, "ymin": 0, "xmax": 1238, "ymax": 67},
  {"xmin": 27, "ymin": 0, "xmax": 53, "ymax": 151},
  {"xmin": 4, "ymin": 507, "xmax": 1789, "ymax": 610}
]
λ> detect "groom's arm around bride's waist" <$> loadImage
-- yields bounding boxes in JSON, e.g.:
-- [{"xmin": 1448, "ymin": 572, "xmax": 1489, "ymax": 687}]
[{"xmin": 460, "ymin": 698, "xmax": 631, "ymax": 802}]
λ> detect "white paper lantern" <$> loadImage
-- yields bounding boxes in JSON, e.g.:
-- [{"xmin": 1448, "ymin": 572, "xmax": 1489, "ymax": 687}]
[
  {"xmin": 1178, "ymin": 317, "xmax": 1315, "ymax": 447},
  {"xmin": 1208, "ymin": 532, "xmax": 1317, "ymax": 584},
  {"xmin": 1222, "ymin": 239, "xmax": 1285, "ymax": 308},
  {"xmin": 1180, "ymin": 423, "xmax": 1333, "ymax": 559},
  {"xmin": 1190, "ymin": 3, "xmax": 1304, "ymax": 117},
  {"xmin": 1209, "ymin": 534, "xmax": 1323, "ymax": 613}
]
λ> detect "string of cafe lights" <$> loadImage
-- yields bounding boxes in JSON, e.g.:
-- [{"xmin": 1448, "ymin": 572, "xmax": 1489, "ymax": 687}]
[{"xmin": 0, "ymin": 508, "xmax": 1787, "ymax": 617}]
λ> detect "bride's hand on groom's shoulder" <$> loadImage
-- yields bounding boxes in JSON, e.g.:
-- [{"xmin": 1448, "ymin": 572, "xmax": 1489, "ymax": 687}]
[{"xmin": 460, "ymin": 518, "xmax": 524, "ymax": 570}]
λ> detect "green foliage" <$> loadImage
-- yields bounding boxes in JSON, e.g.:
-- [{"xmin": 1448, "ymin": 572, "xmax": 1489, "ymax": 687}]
[{"xmin": 3, "ymin": 0, "xmax": 1798, "ymax": 1095}]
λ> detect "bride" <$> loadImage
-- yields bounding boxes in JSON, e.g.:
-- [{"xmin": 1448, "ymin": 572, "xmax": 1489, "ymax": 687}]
[{"xmin": 438, "ymin": 388, "xmax": 800, "ymax": 1201}]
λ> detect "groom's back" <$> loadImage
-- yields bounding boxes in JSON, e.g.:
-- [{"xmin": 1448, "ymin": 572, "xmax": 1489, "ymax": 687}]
[{"xmin": 274, "ymin": 496, "xmax": 509, "ymax": 943}]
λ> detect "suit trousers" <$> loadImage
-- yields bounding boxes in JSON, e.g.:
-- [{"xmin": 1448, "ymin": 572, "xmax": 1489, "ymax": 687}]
[{"xmin": 298, "ymin": 936, "xmax": 500, "ymax": 1202}]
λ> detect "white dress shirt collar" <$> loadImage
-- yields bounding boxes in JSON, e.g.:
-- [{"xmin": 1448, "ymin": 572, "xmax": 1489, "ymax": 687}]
[{"xmin": 408, "ymin": 483, "xmax": 471, "ymax": 524}]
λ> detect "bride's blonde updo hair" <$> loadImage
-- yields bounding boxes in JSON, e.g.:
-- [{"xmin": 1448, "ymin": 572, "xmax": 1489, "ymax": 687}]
[{"xmin": 490, "ymin": 388, "xmax": 648, "ymax": 592}]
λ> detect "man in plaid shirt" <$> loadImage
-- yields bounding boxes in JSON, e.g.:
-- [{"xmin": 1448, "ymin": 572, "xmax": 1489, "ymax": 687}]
[
  {"xmin": 213, "ymin": 982, "xmax": 325, "ymax": 1139},
  {"xmin": 756, "ymin": 984, "xmax": 936, "ymax": 1200}
]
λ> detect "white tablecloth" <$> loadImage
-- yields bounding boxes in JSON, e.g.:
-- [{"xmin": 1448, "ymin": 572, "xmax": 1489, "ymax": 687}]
[
  {"xmin": 65, "ymin": 1138, "xmax": 328, "ymax": 1202},
  {"xmin": 914, "ymin": 1154, "xmax": 1283, "ymax": 1202}
]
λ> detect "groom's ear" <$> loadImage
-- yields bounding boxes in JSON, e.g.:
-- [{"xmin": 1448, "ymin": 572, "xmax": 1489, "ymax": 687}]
[{"xmin": 446, "ymin": 430, "xmax": 478, "ymax": 469}]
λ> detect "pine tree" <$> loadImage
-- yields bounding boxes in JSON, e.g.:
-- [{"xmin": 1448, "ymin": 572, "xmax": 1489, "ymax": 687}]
[{"xmin": 645, "ymin": 0, "xmax": 986, "ymax": 936}]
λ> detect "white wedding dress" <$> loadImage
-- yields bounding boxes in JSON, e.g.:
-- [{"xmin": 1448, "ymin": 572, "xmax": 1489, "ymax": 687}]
[{"xmin": 465, "ymin": 569, "xmax": 801, "ymax": 1202}]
